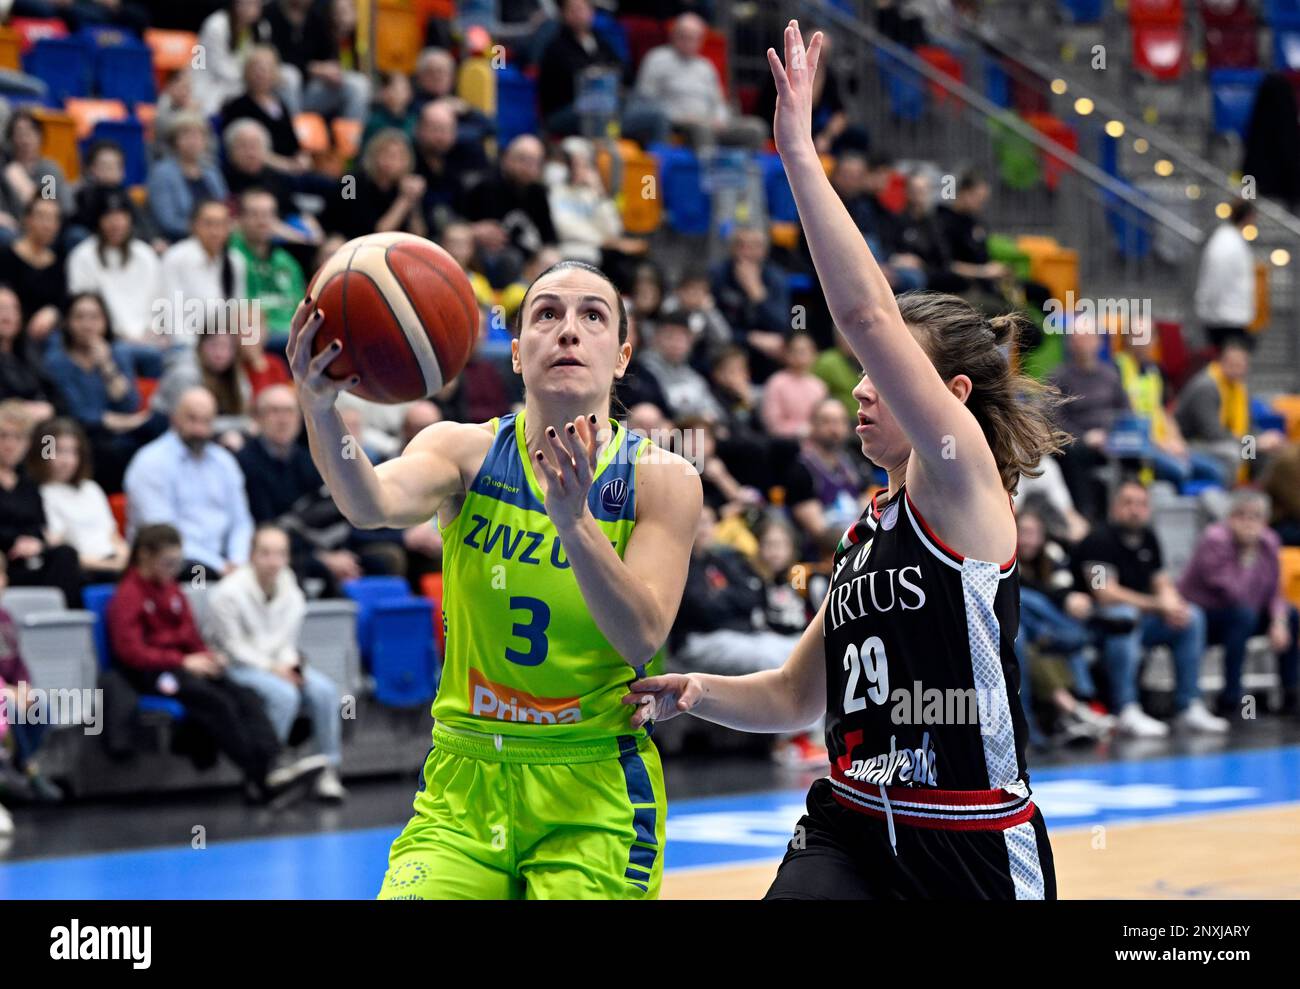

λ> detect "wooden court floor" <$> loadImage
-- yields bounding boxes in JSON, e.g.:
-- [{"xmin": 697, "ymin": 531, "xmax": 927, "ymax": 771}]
[{"xmin": 662, "ymin": 803, "xmax": 1300, "ymax": 899}]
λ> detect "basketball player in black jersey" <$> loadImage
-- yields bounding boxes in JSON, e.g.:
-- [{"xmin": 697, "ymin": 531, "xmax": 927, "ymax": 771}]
[{"xmin": 622, "ymin": 22, "xmax": 1069, "ymax": 899}]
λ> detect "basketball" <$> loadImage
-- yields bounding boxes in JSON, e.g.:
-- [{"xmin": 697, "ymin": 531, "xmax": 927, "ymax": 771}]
[{"xmin": 305, "ymin": 232, "xmax": 479, "ymax": 404}]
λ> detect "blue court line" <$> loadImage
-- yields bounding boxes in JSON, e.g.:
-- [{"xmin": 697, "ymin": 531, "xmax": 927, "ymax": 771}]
[{"xmin": 2, "ymin": 745, "xmax": 1297, "ymax": 899}]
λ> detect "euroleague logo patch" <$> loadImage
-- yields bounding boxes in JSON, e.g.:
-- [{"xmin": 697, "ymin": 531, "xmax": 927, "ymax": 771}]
[
  {"xmin": 599, "ymin": 477, "xmax": 628, "ymax": 514},
  {"xmin": 880, "ymin": 502, "xmax": 899, "ymax": 531}
]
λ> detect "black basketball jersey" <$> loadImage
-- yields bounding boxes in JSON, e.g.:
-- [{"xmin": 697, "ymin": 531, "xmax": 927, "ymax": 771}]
[{"xmin": 822, "ymin": 484, "xmax": 1030, "ymax": 793}]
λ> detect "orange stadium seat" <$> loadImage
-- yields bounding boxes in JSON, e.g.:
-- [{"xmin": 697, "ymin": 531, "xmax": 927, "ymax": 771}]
[
  {"xmin": 0, "ymin": 26, "xmax": 22, "ymax": 72},
  {"xmin": 332, "ymin": 117, "xmax": 363, "ymax": 162},
  {"xmin": 32, "ymin": 107, "xmax": 80, "ymax": 181},
  {"xmin": 135, "ymin": 101, "xmax": 157, "ymax": 144},
  {"xmin": 375, "ymin": 0, "xmax": 421, "ymax": 75},
  {"xmin": 143, "ymin": 28, "xmax": 198, "ymax": 88},
  {"xmin": 108, "ymin": 492, "xmax": 127, "ymax": 537},
  {"xmin": 1270, "ymin": 394, "xmax": 1300, "ymax": 441},
  {"xmin": 1281, "ymin": 548, "xmax": 1300, "ymax": 610},
  {"xmin": 419, "ymin": 572, "xmax": 446, "ymax": 658},
  {"xmin": 596, "ymin": 139, "xmax": 662, "ymax": 235},
  {"xmin": 65, "ymin": 97, "xmax": 128, "ymax": 140},
  {"xmin": 293, "ymin": 112, "xmax": 330, "ymax": 154},
  {"xmin": 136, "ymin": 376, "xmax": 159, "ymax": 409}
]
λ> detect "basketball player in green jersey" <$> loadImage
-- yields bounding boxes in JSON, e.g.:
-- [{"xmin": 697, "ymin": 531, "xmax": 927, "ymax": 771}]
[{"xmin": 287, "ymin": 260, "xmax": 702, "ymax": 899}]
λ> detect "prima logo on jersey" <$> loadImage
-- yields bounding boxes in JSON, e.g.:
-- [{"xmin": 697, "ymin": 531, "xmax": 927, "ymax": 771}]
[
  {"xmin": 825, "ymin": 562, "xmax": 927, "ymax": 631},
  {"xmin": 599, "ymin": 477, "xmax": 628, "ymax": 514},
  {"xmin": 841, "ymin": 731, "xmax": 938, "ymax": 787},
  {"xmin": 469, "ymin": 669, "xmax": 583, "ymax": 724}
]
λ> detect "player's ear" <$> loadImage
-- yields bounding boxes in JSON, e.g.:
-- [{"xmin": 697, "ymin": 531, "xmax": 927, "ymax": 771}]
[
  {"xmin": 510, "ymin": 337, "xmax": 522, "ymax": 375},
  {"xmin": 947, "ymin": 373, "xmax": 973, "ymax": 405},
  {"xmin": 613, "ymin": 340, "xmax": 632, "ymax": 379}
]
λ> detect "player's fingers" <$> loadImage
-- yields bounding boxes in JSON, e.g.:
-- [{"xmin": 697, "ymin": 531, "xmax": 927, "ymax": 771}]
[
  {"xmin": 534, "ymin": 447, "xmax": 566, "ymax": 494},
  {"xmin": 292, "ymin": 309, "xmax": 327, "ymax": 374},
  {"xmin": 583, "ymin": 414, "xmax": 601, "ymax": 468},
  {"xmin": 287, "ymin": 297, "xmax": 317, "ymax": 363},
  {"xmin": 628, "ymin": 676, "xmax": 670, "ymax": 693},
  {"xmin": 808, "ymin": 31, "xmax": 824, "ymax": 78},
  {"xmin": 305, "ymin": 335, "xmax": 344, "ymax": 381},
  {"xmin": 561, "ymin": 421, "xmax": 593, "ymax": 485},
  {"xmin": 544, "ymin": 425, "xmax": 578, "ymax": 477},
  {"xmin": 678, "ymin": 676, "xmax": 704, "ymax": 710}
]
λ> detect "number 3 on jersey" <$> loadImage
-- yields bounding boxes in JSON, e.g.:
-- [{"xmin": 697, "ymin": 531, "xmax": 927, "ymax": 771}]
[
  {"xmin": 842, "ymin": 637, "xmax": 889, "ymax": 713},
  {"xmin": 506, "ymin": 595, "xmax": 550, "ymax": 666}
]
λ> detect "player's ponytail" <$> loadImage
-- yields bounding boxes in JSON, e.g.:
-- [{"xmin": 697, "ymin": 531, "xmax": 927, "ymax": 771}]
[{"xmin": 896, "ymin": 291, "xmax": 1071, "ymax": 494}]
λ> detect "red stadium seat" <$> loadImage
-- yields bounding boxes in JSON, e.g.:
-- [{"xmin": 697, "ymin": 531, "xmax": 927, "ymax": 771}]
[
  {"xmin": 108, "ymin": 492, "xmax": 127, "ymax": 537},
  {"xmin": 1131, "ymin": 22, "xmax": 1187, "ymax": 80},
  {"xmin": 702, "ymin": 28, "xmax": 730, "ymax": 98},
  {"xmin": 619, "ymin": 15, "xmax": 668, "ymax": 74},
  {"xmin": 136, "ymin": 376, "xmax": 159, "ymax": 409},
  {"xmin": 9, "ymin": 17, "xmax": 68, "ymax": 54},
  {"xmin": 916, "ymin": 45, "xmax": 964, "ymax": 107},
  {"xmin": 1130, "ymin": 0, "xmax": 1184, "ymax": 19},
  {"xmin": 1023, "ymin": 112, "xmax": 1078, "ymax": 191},
  {"xmin": 419, "ymin": 572, "xmax": 446, "ymax": 659}
]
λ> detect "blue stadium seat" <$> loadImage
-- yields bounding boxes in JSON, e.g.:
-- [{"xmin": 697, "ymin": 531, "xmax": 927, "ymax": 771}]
[
  {"xmin": 760, "ymin": 151, "xmax": 798, "ymax": 223},
  {"xmin": 95, "ymin": 41, "xmax": 156, "ymax": 105},
  {"xmin": 22, "ymin": 36, "xmax": 93, "ymax": 103},
  {"xmin": 84, "ymin": 119, "xmax": 147, "ymax": 185},
  {"xmin": 342, "ymin": 575, "xmax": 414, "ymax": 668},
  {"xmin": 593, "ymin": 10, "xmax": 630, "ymax": 67},
  {"xmin": 649, "ymin": 144, "xmax": 710, "ymax": 235},
  {"xmin": 1210, "ymin": 68, "xmax": 1264, "ymax": 137},
  {"xmin": 1252, "ymin": 397, "xmax": 1288, "ymax": 433},
  {"xmin": 82, "ymin": 583, "xmax": 117, "ymax": 670},
  {"xmin": 495, "ymin": 66, "xmax": 539, "ymax": 147},
  {"xmin": 77, "ymin": 24, "xmax": 141, "ymax": 49},
  {"xmin": 1266, "ymin": 0, "xmax": 1300, "ymax": 23},
  {"xmin": 1104, "ymin": 185, "xmax": 1153, "ymax": 260},
  {"xmin": 136, "ymin": 695, "xmax": 187, "ymax": 720},
  {"xmin": 984, "ymin": 58, "xmax": 1011, "ymax": 109},
  {"xmin": 369, "ymin": 599, "xmax": 439, "ymax": 708},
  {"xmin": 878, "ymin": 49, "xmax": 925, "ymax": 122},
  {"xmin": 1060, "ymin": 0, "xmax": 1106, "ymax": 22}
]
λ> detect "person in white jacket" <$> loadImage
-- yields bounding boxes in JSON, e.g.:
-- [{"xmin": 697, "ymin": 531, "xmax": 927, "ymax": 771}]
[
  {"xmin": 1194, "ymin": 199, "xmax": 1257, "ymax": 349},
  {"xmin": 206, "ymin": 524, "xmax": 346, "ymax": 801},
  {"xmin": 193, "ymin": 0, "xmax": 277, "ymax": 116}
]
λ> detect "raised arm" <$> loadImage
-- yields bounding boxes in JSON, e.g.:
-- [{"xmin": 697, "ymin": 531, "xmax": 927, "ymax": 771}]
[
  {"xmin": 286, "ymin": 300, "xmax": 486, "ymax": 529},
  {"xmin": 768, "ymin": 23, "xmax": 999, "ymax": 499}
]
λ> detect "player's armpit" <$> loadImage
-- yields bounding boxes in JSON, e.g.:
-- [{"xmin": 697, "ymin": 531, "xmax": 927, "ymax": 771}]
[
  {"xmin": 367, "ymin": 420, "xmax": 493, "ymax": 528},
  {"xmin": 622, "ymin": 451, "xmax": 704, "ymax": 651}
]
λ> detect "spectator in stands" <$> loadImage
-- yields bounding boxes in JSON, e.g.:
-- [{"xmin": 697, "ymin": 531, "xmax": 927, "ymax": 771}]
[
  {"xmin": 709, "ymin": 225, "xmax": 790, "ymax": 380},
  {"xmin": 239, "ymin": 313, "xmax": 292, "ymax": 395},
  {"xmin": 108, "ymin": 522, "xmax": 327, "ymax": 802},
  {"xmin": 68, "ymin": 141, "xmax": 151, "ymax": 250},
  {"xmin": 1049, "ymin": 317, "xmax": 1130, "ymax": 520},
  {"xmin": 538, "ymin": 0, "xmax": 668, "ymax": 147},
  {"xmin": 662, "ymin": 271, "xmax": 733, "ymax": 361},
  {"xmin": 630, "ymin": 259, "xmax": 666, "ymax": 332},
  {"xmin": 1114, "ymin": 328, "xmax": 1226, "ymax": 489},
  {"xmin": 230, "ymin": 188, "xmax": 305, "ymax": 341},
  {"xmin": 412, "ymin": 100, "xmax": 487, "ymax": 236},
  {"xmin": 124, "ymin": 387, "xmax": 255, "ymax": 581},
  {"xmin": 1242, "ymin": 74, "xmax": 1300, "ymax": 212},
  {"xmin": 0, "ymin": 110, "xmax": 70, "ymax": 220},
  {"xmin": 1075, "ymin": 479, "xmax": 1229, "ymax": 737},
  {"xmin": 0, "ymin": 287, "xmax": 64, "ymax": 421},
  {"xmin": 812, "ymin": 330, "xmax": 862, "ymax": 419},
  {"xmin": 707, "ymin": 345, "xmax": 778, "ymax": 489},
  {"xmin": 1178, "ymin": 489, "xmax": 1300, "ymax": 718},
  {"xmin": 363, "ymin": 71, "xmax": 416, "ymax": 146},
  {"xmin": 785, "ymin": 396, "xmax": 870, "ymax": 541},
  {"xmin": 890, "ymin": 171, "xmax": 956, "ymax": 291},
  {"xmin": 148, "ymin": 112, "xmax": 230, "ymax": 245},
  {"xmin": 29, "ymin": 417, "xmax": 128, "ymax": 581},
  {"xmin": 267, "ymin": 0, "xmax": 370, "ymax": 122},
  {"xmin": 615, "ymin": 313, "xmax": 668, "ymax": 413},
  {"xmin": 0, "ymin": 197, "xmax": 67, "ymax": 350},
  {"xmin": 1264, "ymin": 442, "xmax": 1300, "ymax": 547},
  {"xmin": 680, "ymin": 415, "xmax": 764, "ymax": 521},
  {"xmin": 194, "ymin": 0, "xmax": 277, "ymax": 115},
  {"xmin": 409, "ymin": 47, "xmax": 493, "ymax": 148},
  {"xmin": 155, "ymin": 331, "xmax": 254, "ymax": 448},
  {"xmin": 761, "ymin": 333, "xmax": 828, "ymax": 440},
  {"xmin": 222, "ymin": 46, "xmax": 311, "ymax": 177},
  {"xmin": 152, "ymin": 69, "xmax": 205, "ymax": 157},
  {"xmin": 635, "ymin": 13, "xmax": 765, "ymax": 150},
  {"xmin": 1014, "ymin": 506, "xmax": 1115, "ymax": 745},
  {"xmin": 0, "ymin": 556, "xmax": 63, "ymax": 802},
  {"xmin": 157, "ymin": 199, "xmax": 249, "ymax": 345},
  {"xmin": 934, "ymin": 170, "xmax": 1013, "ymax": 302},
  {"xmin": 753, "ymin": 515, "xmax": 814, "ymax": 636},
  {"xmin": 206, "ymin": 523, "xmax": 347, "ymax": 801},
  {"xmin": 435, "ymin": 221, "xmax": 493, "ymax": 308},
  {"xmin": 1194, "ymin": 199, "xmax": 1257, "ymax": 350},
  {"xmin": 459, "ymin": 135, "xmax": 557, "ymax": 289},
  {"xmin": 1015, "ymin": 454, "xmax": 1090, "ymax": 546},
  {"xmin": 637, "ymin": 312, "xmax": 722, "ymax": 421},
  {"xmin": 547, "ymin": 136, "xmax": 646, "ymax": 285},
  {"xmin": 43, "ymin": 293, "xmax": 163, "ymax": 493},
  {"xmin": 323, "ymin": 129, "xmax": 426, "ymax": 243},
  {"xmin": 823, "ymin": 152, "xmax": 922, "ymax": 294},
  {"xmin": 240, "ymin": 384, "xmax": 406, "ymax": 595},
  {"xmin": 1174, "ymin": 338, "xmax": 1287, "ymax": 484},
  {"xmin": 432, "ymin": 310, "xmax": 511, "ymax": 424},
  {"xmin": 66, "ymin": 190, "xmax": 164, "ymax": 356},
  {"xmin": 0, "ymin": 401, "xmax": 82, "ymax": 605},
  {"xmin": 221, "ymin": 118, "xmax": 298, "ymax": 223},
  {"xmin": 672, "ymin": 504, "xmax": 825, "ymax": 767}
]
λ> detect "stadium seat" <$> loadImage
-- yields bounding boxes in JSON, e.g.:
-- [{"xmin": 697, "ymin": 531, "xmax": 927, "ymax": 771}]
[
  {"xmin": 369, "ymin": 599, "xmax": 439, "ymax": 708},
  {"xmin": 0, "ymin": 25, "xmax": 21, "ymax": 72},
  {"xmin": 619, "ymin": 15, "xmax": 668, "ymax": 74},
  {"xmin": 65, "ymin": 97, "xmax": 127, "ymax": 140},
  {"xmin": 374, "ymin": 0, "xmax": 421, "ymax": 74},
  {"xmin": 1251, "ymin": 396, "xmax": 1288, "ymax": 433},
  {"xmin": 9, "ymin": 17, "xmax": 69, "ymax": 54},
  {"xmin": 1129, "ymin": 0, "xmax": 1187, "ymax": 82},
  {"xmin": 85, "ymin": 118, "xmax": 147, "ymax": 185},
  {"xmin": 136, "ymin": 376, "xmax": 159, "ymax": 408},
  {"xmin": 459, "ymin": 55, "xmax": 497, "ymax": 119},
  {"xmin": 879, "ymin": 48, "xmax": 926, "ymax": 121},
  {"xmin": 82, "ymin": 583, "xmax": 116, "ymax": 670},
  {"xmin": 494, "ymin": 66, "xmax": 536, "ymax": 147},
  {"xmin": 96, "ymin": 41, "xmax": 156, "ymax": 105},
  {"xmin": 16, "ymin": 612, "xmax": 99, "ymax": 707},
  {"xmin": 1202, "ymin": 1, "xmax": 1260, "ymax": 69},
  {"xmin": 419, "ymin": 572, "xmax": 446, "ymax": 658},
  {"xmin": 759, "ymin": 152, "xmax": 798, "ymax": 224},
  {"xmin": 32, "ymin": 107, "xmax": 80, "ymax": 180},
  {"xmin": 331, "ymin": 116, "xmax": 362, "ymax": 162},
  {"xmin": 1, "ymin": 586, "xmax": 67, "ymax": 622},
  {"xmin": 1272, "ymin": 13, "xmax": 1300, "ymax": 70},
  {"xmin": 342, "ymin": 575, "xmax": 414, "ymax": 667},
  {"xmin": 593, "ymin": 10, "xmax": 630, "ymax": 68},
  {"xmin": 135, "ymin": 101, "xmax": 156, "ymax": 144},
  {"xmin": 702, "ymin": 28, "xmax": 730, "ymax": 98},
  {"xmin": 293, "ymin": 112, "xmax": 330, "ymax": 154},
  {"xmin": 1266, "ymin": 0, "xmax": 1300, "ymax": 22},
  {"xmin": 1280, "ymin": 547, "xmax": 1300, "ymax": 609},
  {"xmin": 915, "ymin": 45, "xmax": 963, "ymax": 107},
  {"xmin": 1210, "ymin": 68, "xmax": 1264, "ymax": 136},
  {"xmin": 595, "ymin": 139, "xmax": 663, "ymax": 235},
  {"xmin": 650, "ymin": 144, "xmax": 710, "ymax": 235},
  {"xmin": 143, "ymin": 28, "xmax": 197, "ymax": 88},
  {"xmin": 1268, "ymin": 393, "xmax": 1300, "ymax": 439},
  {"xmin": 23, "ymin": 36, "xmax": 93, "ymax": 103},
  {"xmin": 1023, "ymin": 112, "xmax": 1078, "ymax": 191},
  {"xmin": 298, "ymin": 599, "xmax": 361, "ymax": 695},
  {"xmin": 984, "ymin": 57, "xmax": 1011, "ymax": 108},
  {"xmin": 1060, "ymin": 0, "xmax": 1106, "ymax": 21},
  {"xmin": 108, "ymin": 492, "xmax": 127, "ymax": 536}
]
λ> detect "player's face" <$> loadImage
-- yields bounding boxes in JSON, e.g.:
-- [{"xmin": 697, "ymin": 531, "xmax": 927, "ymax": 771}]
[
  {"xmin": 850, "ymin": 371, "xmax": 909, "ymax": 472},
  {"xmin": 512, "ymin": 269, "xmax": 630, "ymax": 404}
]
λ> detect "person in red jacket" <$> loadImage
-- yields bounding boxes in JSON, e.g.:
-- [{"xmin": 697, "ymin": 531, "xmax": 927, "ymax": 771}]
[{"xmin": 107, "ymin": 523, "xmax": 326, "ymax": 802}]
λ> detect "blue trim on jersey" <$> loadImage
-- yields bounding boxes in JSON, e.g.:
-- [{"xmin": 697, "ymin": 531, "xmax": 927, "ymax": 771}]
[
  {"xmin": 617, "ymin": 734, "xmax": 660, "ymax": 879},
  {"xmin": 467, "ymin": 413, "xmax": 645, "ymax": 523}
]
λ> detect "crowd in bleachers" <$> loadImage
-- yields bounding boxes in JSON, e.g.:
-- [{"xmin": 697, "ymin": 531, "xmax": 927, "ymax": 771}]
[{"xmin": 3, "ymin": 1, "xmax": 1300, "ymax": 836}]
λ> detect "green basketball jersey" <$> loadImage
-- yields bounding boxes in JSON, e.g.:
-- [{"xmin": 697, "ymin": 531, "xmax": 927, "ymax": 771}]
[{"xmin": 432, "ymin": 411, "xmax": 661, "ymax": 741}]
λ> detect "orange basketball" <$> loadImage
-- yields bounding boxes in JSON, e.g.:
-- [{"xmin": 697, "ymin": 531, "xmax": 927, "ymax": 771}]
[{"xmin": 305, "ymin": 232, "xmax": 479, "ymax": 404}]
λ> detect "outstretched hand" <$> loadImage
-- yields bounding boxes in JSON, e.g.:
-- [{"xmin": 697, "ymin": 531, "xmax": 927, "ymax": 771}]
[
  {"xmin": 533, "ymin": 414, "xmax": 604, "ymax": 529},
  {"xmin": 767, "ymin": 20, "xmax": 824, "ymax": 160},
  {"xmin": 286, "ymin": 297, "xmax": 359, "ymax": 413},
  {"xmin": 622, "ymin": 674, "xmax": 704, "ymax": 729}
]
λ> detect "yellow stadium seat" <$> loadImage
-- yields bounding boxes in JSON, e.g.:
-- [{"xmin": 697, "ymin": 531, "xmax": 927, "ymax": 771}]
[
  {"xmin": 0, "ymin": 26, "xmax": 22, "ymax": 72},
  {"xmin": 457, "ymin": 56, "xmax": 496, "ymax": 117},
  {"xmin": 1250, "ymin": 260, "xmax": 1269, "ymax": 332},
  {"xmin": 32, "ymin": 108, "xmax": 80, "ymax": 182},
  {"xmin": 65, "ymin": 98, "xmax": 128, "ymax": 140},
  {"xmin": 770, "ymin": 221, "xmax": 800, "ymax": 251},
  {"xmin": 596, "ymin": 139, "xmax": 662, "ymax": 236},
  {"xmin": 1270, "ymin": 394, "xmax": 1300, "ymax": 442},
  {"xmin": 375, "ymin": 0, "xmax": 421, "ymax": 75},
  {"xmin": 1281, "ymin": 547, "xmax": 1300, "ymax": 610}
]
